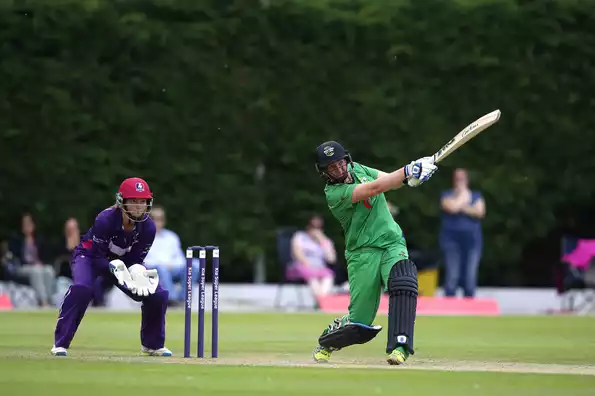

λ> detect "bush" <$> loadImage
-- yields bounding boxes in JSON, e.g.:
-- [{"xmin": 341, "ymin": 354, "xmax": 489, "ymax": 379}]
[{"xmin": 2, "ymin": 0, "xmax": 594, "ymax": 285}]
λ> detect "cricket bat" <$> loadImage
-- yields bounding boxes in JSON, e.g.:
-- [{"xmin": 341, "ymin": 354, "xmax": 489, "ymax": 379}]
[{"xmin": 432, "ymin": 110, "xmax": 501, "ymax": 164}]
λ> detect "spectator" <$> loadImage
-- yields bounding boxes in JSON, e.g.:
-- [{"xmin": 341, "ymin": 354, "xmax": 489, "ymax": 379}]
[
  {"xmin": 51, "ymin": 217, "xmax": 112, "ymax": 307},
  {"xmin": 439, "ymin": 168, "xmax": 486, "ymax": 297},
  {"xmin": 1, "ymin": 240, "xmax": 31, "ymax": 286},
  {"xmin": 8, "ymin": 213, "xmax": 56, "ymax": 307},
  {"xmin": 54, "ymin": 217, "xmax": 80, "ymax": 279},
  {"xmin": 0, "ymin": 240, "xmax": 11, "ymax": 281},
  {"xmin": 143, "ymin": 205, "xmax": 194, "ymax": 306},
  {"xmin": 289, "ymin": 214, "xmax": 337, "ymax": 302}
]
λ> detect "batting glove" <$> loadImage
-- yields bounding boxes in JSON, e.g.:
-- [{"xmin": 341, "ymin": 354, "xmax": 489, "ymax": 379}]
[{"xmin": 404, "ymin": 156, "xmax": 438, "ymax": 187}]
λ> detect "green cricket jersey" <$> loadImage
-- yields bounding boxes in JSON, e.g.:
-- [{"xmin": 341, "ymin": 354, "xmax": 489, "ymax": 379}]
[{"xmin": 324, "ymin": 162, "xmax": 404, "ymax": 252}]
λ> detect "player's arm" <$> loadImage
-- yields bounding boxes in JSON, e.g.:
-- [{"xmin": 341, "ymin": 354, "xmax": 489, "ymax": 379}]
[
  {"xmin": 84, "ymin": 214, "xmax": 114, "ymax": 270},
  {"xmin": 126, "ymin": 222, "xmax": 157, "ymax": 266},
  {"xmin": 352, "ymin": 157, "xmax": 437, "ymax": 203},
  {"xmin": 360, "ymin": 164, "xmax": 388, "ymax": 179},
  {"xmin": 351, "ymin": 167, "xmax": 407, "ymax": 203},
  {"xmin": 361, "ymin": 166, "xmax": 404, "ymax": 191}
]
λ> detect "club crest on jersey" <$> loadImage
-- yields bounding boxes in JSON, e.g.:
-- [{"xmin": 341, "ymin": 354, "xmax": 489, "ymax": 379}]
[
  {"xmin": 323, "ymin": 146, "xmax": 334, "ymax": 157},
  {"xmin": 363, "ymin": 198, "xmax": 373, "ymax": 209},
  {"xmin": 135, "ymin": 182, "xmax": 145, "ymax": 192}
]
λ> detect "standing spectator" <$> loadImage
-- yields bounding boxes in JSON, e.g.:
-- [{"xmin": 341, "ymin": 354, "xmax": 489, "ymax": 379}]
[
  {"xmin": 439, "ymin": 168, "xmax": 486, "ymax": 297},
  {"xmin": 52, "ymin": 218, "xmax": 81, "ymax": 306},
  {"xmin": 143, "ymin": 206, "xmax": 193, "ymax": 306},
  {"xmin": 54, "ymin": 217, "xmax": 81, "ymax": 279},
  {"xmin": 9, "ymin": 213, "xmax": 56, "ymax": 307},
  {"xmin": 289, "ymin": 214, "xmax": 337, "ymax": 302}
]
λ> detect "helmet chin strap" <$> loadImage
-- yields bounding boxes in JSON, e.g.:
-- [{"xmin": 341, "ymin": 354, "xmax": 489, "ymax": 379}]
[
  {"xmin": 324, "ymin": 170, "xmax": 351, "ymax": 184},
  {"xmin": 122, "ymin": 206, "xmax": 150, "ymax": 223},
  {"xmin": 318, "ymin": 156, "xmax": 354, "ymax": 184}
]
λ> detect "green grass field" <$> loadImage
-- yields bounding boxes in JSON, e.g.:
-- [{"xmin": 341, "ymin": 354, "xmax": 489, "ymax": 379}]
[{"xmin": 1, "ymin": 310, "xmax": 595, "ymax": 395}]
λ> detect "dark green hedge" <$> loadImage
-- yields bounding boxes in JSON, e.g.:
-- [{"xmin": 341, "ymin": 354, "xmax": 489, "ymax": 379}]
[{"xmin": 2, "ymin": 0, "xmax": 595, "ymax": 285}]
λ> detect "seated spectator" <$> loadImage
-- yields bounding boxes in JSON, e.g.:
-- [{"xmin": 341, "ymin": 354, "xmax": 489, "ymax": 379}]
[
  {"xmin": 8, "ymin": 213, "xmax": 56, "ymax": 307},
  {"xmin": 1, "ymin": 240, "xmax": 30, "ymax": 285},
  {"xmin": 0, "ymin": 240, "xmax": 11, "ymax": 281},
  {"xmin": 289, "ymin": 214, "xmax": 337, "ymax": 301},
  {"xmin": 439, "ymin": 168, "xmax": 486, "ymax": 298},
  {"xmin": 143, "ymin": 206, "xmax": 196, "ymax": 306},
  {"xmin": 51, "ymin": 216, "xmax": 112, "ymax": 307}
]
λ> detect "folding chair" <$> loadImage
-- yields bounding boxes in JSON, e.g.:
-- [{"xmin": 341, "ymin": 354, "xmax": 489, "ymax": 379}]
[
  {"xmin": 558, "ymin": 236, "xmax": 595, "ymax": 315},
  {"xmin": 273, "ymin": 227, "xmax": 309, "ymax": 310}
]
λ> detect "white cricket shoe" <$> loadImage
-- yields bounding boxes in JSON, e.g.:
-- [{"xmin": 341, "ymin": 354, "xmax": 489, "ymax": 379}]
[
  {"xmin": 141, "ymin": 346, "xmax": 172, "ymax": 356},
  {"xmin": 51, "ymin": 345, "xmax": 68, "ymax": 356}
]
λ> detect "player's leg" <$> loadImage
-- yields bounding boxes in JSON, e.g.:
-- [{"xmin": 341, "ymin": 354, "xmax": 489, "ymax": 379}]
[
  {"xmin": 52, "ymin": 254, "xmax": 98, "ymax": 355},
  {"xmin": 346, "ymin": 251, "xmax": 384, "ymax": 325},
  {"xmin": 113, "ymin": 277, "xmax": 171, "ymax": 356},
  {"xmin": 313, "ymin": 250, "xmax": 383, "ymax": 362},
  {"xmin": 381, "ymin": 238, "xmax": 418, "ymax": 365},
  {"xmin": 140, "ymin": 285, "xmax": 170, "ymax": 356},
  {"xmin": 91, "ymin": 276, "xmax": 110, "ymax": 307}
]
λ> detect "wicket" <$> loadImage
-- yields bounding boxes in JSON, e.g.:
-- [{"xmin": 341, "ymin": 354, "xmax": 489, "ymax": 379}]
[{"xmin": 184, "ymin": 245, "xmax": 220, "ymax": 358}]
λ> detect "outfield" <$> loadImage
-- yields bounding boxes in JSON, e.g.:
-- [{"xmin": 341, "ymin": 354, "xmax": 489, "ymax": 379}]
[{"xmin": 1, "ymin": 310, "xmax": 594, "ymax": 395}]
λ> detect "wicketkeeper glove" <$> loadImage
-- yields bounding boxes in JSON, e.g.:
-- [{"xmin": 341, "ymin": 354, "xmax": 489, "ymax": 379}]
[
  {"xmin": 128, "ymin": 264, "xmax": 159, "ymax": 297},
  {"xmin": 109, "ymin": 259, "xmax": 134, "ymax": 290}
]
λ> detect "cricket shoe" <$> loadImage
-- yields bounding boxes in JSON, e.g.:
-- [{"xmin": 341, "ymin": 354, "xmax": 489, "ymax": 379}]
[
  {"xmin": 141, "ymin": 346, "xmax": 173, "ymax": 356},
  {"xmin": 387, "ymin": 346, "xmax": 409, "ymax": 365},
  {"xmin": 312, "ymin": 346, "xmax": 333, "ymax": 363},
  {"xmin": 51, "ymin": 345, "xmax": 68, "ymax": 356}
]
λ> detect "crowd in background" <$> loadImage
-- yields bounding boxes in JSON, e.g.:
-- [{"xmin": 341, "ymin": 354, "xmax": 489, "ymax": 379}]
[{"xmin": 0, "ymin": 168, "xmax": 486, "ymax": 309}]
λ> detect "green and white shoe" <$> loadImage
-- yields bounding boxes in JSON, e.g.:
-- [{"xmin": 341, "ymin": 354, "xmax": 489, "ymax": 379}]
[
  {"xmin": 387, "ymin": 346, "xmax": 409, "ymax": 365},
  {"xmin": 312, "ymin": 345, "xmax": 333, "ymax": 363}
]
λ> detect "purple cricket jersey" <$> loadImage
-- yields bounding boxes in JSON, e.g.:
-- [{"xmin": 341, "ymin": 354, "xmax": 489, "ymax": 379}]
[{"xmin": 76, "ymin": 206, "xmax": 156, "ymax": 269}]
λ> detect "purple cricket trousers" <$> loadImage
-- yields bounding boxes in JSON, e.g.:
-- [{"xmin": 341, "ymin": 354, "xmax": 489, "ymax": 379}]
[{"xmin": 54, "ymin": 251, "xmax": 169, "ymax": 349}]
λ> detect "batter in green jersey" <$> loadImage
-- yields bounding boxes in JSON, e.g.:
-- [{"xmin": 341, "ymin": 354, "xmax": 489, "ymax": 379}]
[{"xmin": 311, "ymin": 141, "xmax": 438, "ymax": 366}]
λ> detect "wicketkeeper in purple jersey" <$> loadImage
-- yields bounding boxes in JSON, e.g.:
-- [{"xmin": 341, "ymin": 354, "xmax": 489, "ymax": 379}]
[{"xmin": 51, "ymin": 177, "xmax": 172, "ymax": 357}]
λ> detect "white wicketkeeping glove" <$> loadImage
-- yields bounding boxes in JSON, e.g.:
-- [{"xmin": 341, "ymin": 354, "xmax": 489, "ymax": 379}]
[
  {"xmin": 128, "ymin": 264, "xmax": 159, "ymax": 297},
  {"xmin": 109, "ymin": 259, "xmax": 134, "ymax": 290},
  {"xmin": 404, "ymin": 156, "xmax": 438, "ymax": 187}
]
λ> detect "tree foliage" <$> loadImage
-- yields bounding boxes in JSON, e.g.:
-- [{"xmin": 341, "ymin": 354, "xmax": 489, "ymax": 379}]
[{"xmin": 2, "ymin": 0, "xmax": 595, "ymax": 284}]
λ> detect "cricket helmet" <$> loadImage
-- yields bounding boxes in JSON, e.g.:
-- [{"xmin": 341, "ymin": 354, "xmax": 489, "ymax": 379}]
[
  {"xmin": 314, "ymin": 141, "xmax": 353, "ymax": 183},
  {"xmin": 115, "ymin": 177, "xmax": 154, "ymax": 222}
]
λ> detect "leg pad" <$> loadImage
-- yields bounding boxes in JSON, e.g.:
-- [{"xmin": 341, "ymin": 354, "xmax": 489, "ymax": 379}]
[
  {"xmin": 387, "ymin": 259, "xmax": 418, "ymax": 355},
  {"xmin": 319, "ymin": 322, "xmax": 382, "ymax": 350}
]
